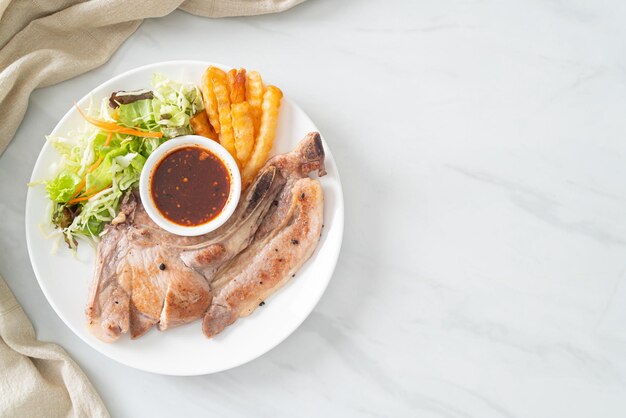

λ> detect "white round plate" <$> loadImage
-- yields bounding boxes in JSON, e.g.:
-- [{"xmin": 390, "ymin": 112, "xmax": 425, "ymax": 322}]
[{"xmin": 25, "ymin": 61, "xmax": 344, "ymax": 375}]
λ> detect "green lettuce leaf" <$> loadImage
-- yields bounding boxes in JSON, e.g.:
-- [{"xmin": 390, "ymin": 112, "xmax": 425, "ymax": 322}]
[
  {"xmin": 117, "ymin": 99, "xmax": 160, "ymax": 132},
  {"xmin": 46, "ymin": 170, "xmax": 81, "ymax": 203},
  {"xmin": 39, "ymin": 73, "xmax": 203, "ymax": 248}
]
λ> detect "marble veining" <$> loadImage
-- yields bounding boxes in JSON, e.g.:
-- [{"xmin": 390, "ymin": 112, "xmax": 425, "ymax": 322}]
[{"xmin": 2, "ymin": 0, "xmax": 626, "ymax": 416}]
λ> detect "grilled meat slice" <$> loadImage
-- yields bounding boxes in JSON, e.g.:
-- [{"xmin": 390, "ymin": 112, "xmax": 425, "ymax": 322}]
[
  {"xmin": 85, "ymin": 167, "xmax": 282, "ymax": 341},
  {"xmin": 203, "ymin": 177, "xmax": 324, "ymax": 337},
  {"xmin": 85, "ymin": 132, "xmax": 326, "ymax": 341}
]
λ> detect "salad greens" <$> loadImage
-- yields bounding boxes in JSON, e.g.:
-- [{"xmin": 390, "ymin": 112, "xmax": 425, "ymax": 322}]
[
  {"xmin": 43, "ymin": 73, "xmax": 203, "ymax": 248},
  {"xmin": 116, "ymin": 74, "xmax": 203, "ymax": 138}
]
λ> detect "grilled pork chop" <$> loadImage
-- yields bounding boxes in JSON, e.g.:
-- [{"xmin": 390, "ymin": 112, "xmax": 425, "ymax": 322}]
[
  {"xmin": 86, "ymin": 132, "xmax": 325, "ymax": 341},
  {"xmin": 203, "ymin": 177, "xmax": 323, "ymax": 337}
]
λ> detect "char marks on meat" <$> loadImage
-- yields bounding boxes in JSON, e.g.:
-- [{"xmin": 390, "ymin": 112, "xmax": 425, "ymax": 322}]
[{"xmin": 86, "ymin": 132, "xmax": 326, "ymax": 341}]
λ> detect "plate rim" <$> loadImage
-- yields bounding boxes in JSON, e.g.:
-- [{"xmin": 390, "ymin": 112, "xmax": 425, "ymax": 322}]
[{"xmin": 25, "ymin": 60, "xmax": 344, "ymax": 375}]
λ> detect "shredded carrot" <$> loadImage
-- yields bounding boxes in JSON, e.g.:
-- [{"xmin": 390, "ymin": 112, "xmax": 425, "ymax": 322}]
[
  {"xmin": 88, "ymin": 156, "xmax": 104, "ymax": 173},
  {"xmin": 67, "ymin": 195, "xmax": 91, "ymax": 204},
  {"xmin": 75, "ymin": 105, "xmax": 162, "ymax": 138},
  {"xmin": 68, "ymin": 179, "xmax": 86, "ymax": 201},
  {"xmin": 66, "ymin": 155, "xmax": 105, "ymax": 202},
  {"xmin": 66, "ymin": 104, "xmax": 160, "ymax": 206},
  {"xmin": 112, "ymin": 108, "xmax": 119, "ymax": 121},
  {"xmin": 67, "ymin": 183, "xmax": 111, "ymax": 205}
]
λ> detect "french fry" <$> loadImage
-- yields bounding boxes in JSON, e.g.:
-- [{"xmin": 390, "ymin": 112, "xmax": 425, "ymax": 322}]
[
  {"xmin": 208, "ymin": 66, "xmax": 237, "ymax": 160},
  {"xmin": 190, "ymin": 111, "xmax": 218, "ymax": 141},
  {"xmin": 245, "ymin": 71, "xmax": 264, "ymax": 135},
  {"xmin": 201, "ymin": 68, "xmax": 220, "ymax": 133},
  {"xmin": 229, "ymin": 68, "xmax": 247, "ymax": 104},
  {"xmin": 227, "ymin": 69, "xmax": 236, "ymax": 86},
  {"xmin": 231, "ymin": 102, "xmax": 255, "ymax": 165},
  {"xmin": 242, "ymin": 85, "xmax": 283, "ymax": 187},
  {"xmin": 227, "ymin": 69, "xmax": 236, "ymax": 100}
]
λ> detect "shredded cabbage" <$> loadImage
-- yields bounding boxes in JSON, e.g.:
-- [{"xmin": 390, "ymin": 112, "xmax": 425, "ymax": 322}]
[{"xmin": 40, "ymin": 74, "xmax": 202, "ymax": 248}]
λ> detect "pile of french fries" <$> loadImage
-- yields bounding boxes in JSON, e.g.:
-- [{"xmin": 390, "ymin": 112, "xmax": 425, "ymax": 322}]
[{"xmin": 190, "ymin": 66, "xmax": 283, "ymax": 188}]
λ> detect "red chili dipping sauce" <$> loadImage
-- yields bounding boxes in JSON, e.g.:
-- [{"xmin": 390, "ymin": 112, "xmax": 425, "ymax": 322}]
[{"xmin": 150, "ymin": 146, "xmax": 230, "ymax": 226}]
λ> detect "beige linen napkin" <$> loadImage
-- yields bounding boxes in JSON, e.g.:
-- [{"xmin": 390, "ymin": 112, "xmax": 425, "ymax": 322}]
[
  {"xmin": 0, "ymin": 0, "xmax": 305, "ymax": 155},
  {"xmin": 0, "ymin": 276, "xmax": 110, "ymax": 418},
  {"xmin": 0, "ymin": 0, "xmax": 304, "ymax": 417}
]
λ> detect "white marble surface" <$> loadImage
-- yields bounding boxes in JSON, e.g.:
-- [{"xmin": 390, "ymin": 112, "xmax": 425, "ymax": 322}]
[{"xmin": 2, "ymin": 0, "xmax": 626, "ymax": 416}]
